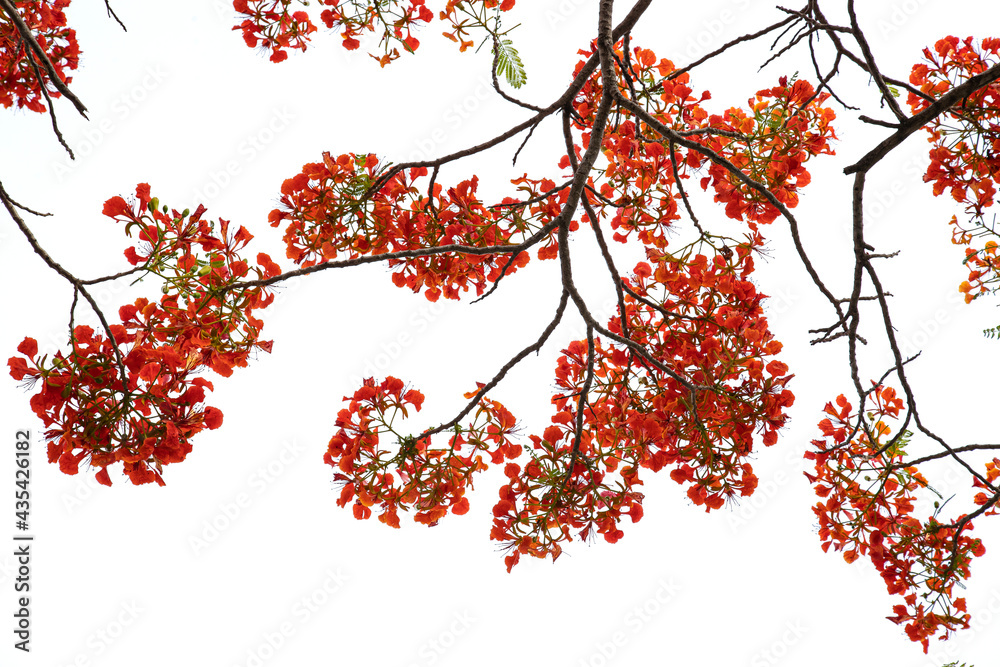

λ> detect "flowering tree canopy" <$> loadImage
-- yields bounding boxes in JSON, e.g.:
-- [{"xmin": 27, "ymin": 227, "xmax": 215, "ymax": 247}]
[{"xmin": 3, "ymin": 0, "xmax": 1000, "ymax": 656}]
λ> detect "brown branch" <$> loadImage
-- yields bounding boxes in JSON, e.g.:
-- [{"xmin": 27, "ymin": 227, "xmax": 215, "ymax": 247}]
[
  {"xmin": 668, "ymin": 138, "xmax": 705, "ymax": 236},
  {"xmin": 845, "ymin": 171, "xmax": 867, "ymax": 399},
  {"xmin": 23, "ymin": 38, "xmax": 73, "ymax": 157},
  {"xmin": 366, "ymin": 0, "xmax": 654, "ymax": 198},
  {"xmin": 618, "ymin": 94, "xmax": 850, "ymax": 334},
  {"xmin": 845, "ymin": 62, "xmax": 1000, "ymax": 174},
  {"xmin": 899, "ymin": 444, "xmax": 1000, "ymax": 469},
  {"xmin": 0, "ymin": 0, "xmax": 87, "ymax": 116},
  {"xmin": 669, "ymin": 12, "xmax": 801, "ymax": 80},
  {"xmin": 862, "ymin": 260, "xmax": 995, "ymax": 491},
  {"xmin": 846, "ymin": 0, "xmax": 906, "ymax": 122},
  {"xmin": 418, "ymin": 289, "xmax": 570, "ymax": 441},
  {"xmin": 233, "ymin": 238, "xmax": 543, "ymax": 292},
  {"xmin": 488, "ymin": 179, "xmax": 573, "ymax": 209},
  {"xmin": 104, "ymin": 0, "xmax": 127, "ymax": 31},
  {"xmin": 559, "ymin": 323, "xmax": 597, "ymax": 498},
  {"xmin": 0, "ymin": 179, "xmax": 129, "ymax": 401},
  {"xmin": 490, "ymin": 34, "xmax": 543, "ymax": 113}
]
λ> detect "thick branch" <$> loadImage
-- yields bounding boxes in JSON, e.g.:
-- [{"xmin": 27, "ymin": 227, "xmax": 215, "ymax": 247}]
[
  {"xmin": 366, "ymin": 0, "xmax": 653, "ymax": 197},
  {"xmin": 0, "ymin": 180, "xmax": 129, "ymax": 397},
  {"xmin": 845, "ymin": 62, "xmax": 1000, "ymax": 174},
  {"xmin": 0, "ymin": 0, "xmax": 87, "ymax": 116}
]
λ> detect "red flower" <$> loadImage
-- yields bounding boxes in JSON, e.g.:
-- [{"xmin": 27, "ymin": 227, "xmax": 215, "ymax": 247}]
[
  {"xmin": 95, "ymin": 468, "xmax": 112, "ymax": 487},
  {"xmin": 17, "ymin": 337, "xmax": 38, "ymax": 358},
  {"xmin": 103, "ymin": 196, "xmax": 129, "ymax": 218},
  {"xmin": 7, "ymin": 357, "xmax": 30, "ymax": 380},
  {"xmin": 203, "ymin": 407, "xmax": 224, "ymax": 430}
]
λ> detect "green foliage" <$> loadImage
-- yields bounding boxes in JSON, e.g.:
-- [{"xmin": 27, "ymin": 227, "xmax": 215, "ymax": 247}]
[{"xmin": 494, "ymin": 38, "xmax": 527, "ymax": 89}]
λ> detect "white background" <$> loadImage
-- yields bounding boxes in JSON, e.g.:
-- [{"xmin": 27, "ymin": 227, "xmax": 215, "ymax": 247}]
[{"xmin": 2, "ymin": 1, "xmax": 1000, "ymax": 666}]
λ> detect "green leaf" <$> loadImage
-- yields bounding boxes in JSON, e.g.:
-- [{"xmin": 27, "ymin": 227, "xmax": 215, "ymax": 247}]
[
  {"xmin": 884, "ymin": 428, "xmax": 912, "ymax": 458},
  {"xmin": 495, "ymin": 38, "xmax": 527, "ymax": 90}
]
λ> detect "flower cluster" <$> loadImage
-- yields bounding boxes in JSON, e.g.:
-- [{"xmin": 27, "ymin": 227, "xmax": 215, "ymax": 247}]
[
  {"xmin": 491, "ymin": 236, "xmax": 794, "ymax": 570},
  {"xmin": 954, "ymin": 221, "xmax": 1000, "ymax": 303},
  {"xmin": 804, "ymin": 385, "xmax": 987, "ymax": 652},
  {"xmin": 566, "ymin": 43, "xmax": 836, "ymax": 246},
  {"xmin": 698, "ymin": 75, "xmax": 837, "ymax": 224},
  {"xmin": 0, "ymin": 0, "xmax": 79, "ymax": 112},
  {"xmin": 566, "ymin": 46, "xmax": 710, "ymax": 248},
  {"xmin": 439, "ymin": 0, "xmax": 514, "ymax": 52},
  {"xmin": 908, "ymin": 36, "xmax": 1000, "ymax": 301},
  {"xmin": 971, "ymin": 456, "xmax": 1000, "ymax": 515},
  {"xmin": 270, "ymin": 151, "xmax": 564, "ymax": 302},
  {"xmin": 322, "ymin": 42, "xmax": 826, "ymax": 574},
  {"xmin": 327, "ymin": 233, "xmax": 795, "ymax": 572},
  {"xmin": 232, "ymin": 0, "xmax": 513, "ymax": 65},
  {"xmin": 326, "ymin": 377, "xmax": 521, "ymax": 528},
  {"xmin": 8, "ymin": 184, "xmax": 280, "ymax": 485},
  {"xmin": 233, "ymin": 0, "xmax": 318, "ymax": 63}
]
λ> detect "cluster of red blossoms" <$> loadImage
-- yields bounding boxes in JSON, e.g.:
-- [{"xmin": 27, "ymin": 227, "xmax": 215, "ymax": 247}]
[
  {"xmin": 270, "ymin": 151, "xmax": 560, "ymax": 302},
  {"xmin": 233, "ymin": 0, "xmax": 512, "ymax": 64},
  {"xmin": 8, "ymin": 184, "xmax": 281, "ymax": 485},
  {"xmin": 908, "ymin": 36, "xmax": 1000, "ymax": 302},
  {"xmin": 565, "ymin": 44, "xmax": 836, "ymax": 251},
  {"xmin": 0, "ymin": 0, "xmax": 78, "ymax": 112},
  {"xmin": 698, "ymin": 74, "xmax": 837, "ymax": 224},
  {"xmin": 8, "ymin": 0, "xmax": 1000, "ymax": 654},
  {"xmin": 328, "ymin": 377, "xmax": 521, "ymax": 530},
  {"xmin": 490, "ymin": 240, "xmax": 794, "ymax": 571},
  {"xmin": 805, "ymin": 386, "xmax": 989, "ymax": 651},
  {"xmin": 324, "ymin": 234, "xmax": 795, "ymax": 573},
  {"xmin": 233, "ymin": 0, "xmax": 317, "ymax": 63},
  {"xmin": 310, "ymin": 43, "xmax": 806, "ymax": 571}
]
